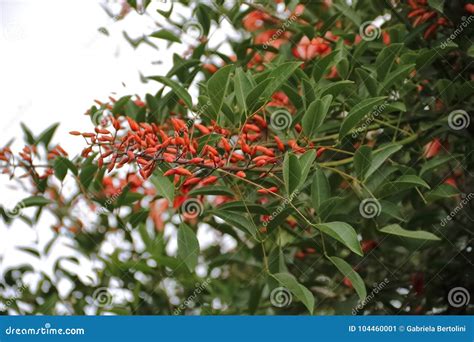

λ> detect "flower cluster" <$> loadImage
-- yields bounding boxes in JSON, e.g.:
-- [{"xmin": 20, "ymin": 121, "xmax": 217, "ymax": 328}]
[
  {"xmin": 407, "ymin": 0, "xmax": 449, "ymax": 39},
  {"xmin": 69, "ymin": 103, "xmax": 325, "ymax": 198}
]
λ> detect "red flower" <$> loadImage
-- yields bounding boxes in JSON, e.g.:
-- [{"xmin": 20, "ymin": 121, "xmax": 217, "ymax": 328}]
[
  {"xmin": 292, "ymin": 36, "xmax": 332, "ymax": 61},
  {"xmin": 242, "ymin": 10, "xmax": 271, "ymax": 31},
  {"xmin": 423, "ymin": 138, "xmax": 442, "ymax": 159},
  {"xmin": 361, "ymin": 240, "xmax": 378, "ymax": 253},
  {"xmin": 466, "ymin": 4, "xmax": 474, "ymax": 14}
]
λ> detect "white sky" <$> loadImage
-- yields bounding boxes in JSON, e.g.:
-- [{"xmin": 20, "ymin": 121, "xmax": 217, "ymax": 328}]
[
  {"xmin": 0, "ymin": 2, "xmax": 240, "ymax": 296},
  {"xmin": 0, "ymin": 0, "xmax": 191, "ymax": 276}
]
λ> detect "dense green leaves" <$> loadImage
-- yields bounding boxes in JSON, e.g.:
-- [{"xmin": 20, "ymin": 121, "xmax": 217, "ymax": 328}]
[
  {"xmin": 2, "ymin": 0, "xmax": 472, "ymax": 317},
  {"xmin": 376, "ymin": 43, "xmax": 404, "ymax": 81}
]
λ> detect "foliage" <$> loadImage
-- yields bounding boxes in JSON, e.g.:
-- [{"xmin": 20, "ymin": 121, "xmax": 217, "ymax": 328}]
[{"xmin": 0, "ymin": 0, "xmax": 473, "ymax": 315}]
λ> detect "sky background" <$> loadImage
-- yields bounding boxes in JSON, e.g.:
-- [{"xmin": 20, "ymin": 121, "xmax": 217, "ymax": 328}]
[{"xmin": 0, "ymin": 0, "xmax": 216, "ymax": 285}]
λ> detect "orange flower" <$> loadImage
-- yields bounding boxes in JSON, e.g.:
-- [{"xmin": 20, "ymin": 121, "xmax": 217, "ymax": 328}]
[
  {"xmin": 242, "ymin": 10, "xmax": 271, "ymax": 31},
  {"xmin": 423, "ymin": 138, "xmax": 442, "ymax": 159},
  {"xmin": 292, "ymin": 36, "xmax": 332, "ymax": 61},
  {"xmin": 466, "ymin": 3, "xmax": 474, "ymax": 14}
]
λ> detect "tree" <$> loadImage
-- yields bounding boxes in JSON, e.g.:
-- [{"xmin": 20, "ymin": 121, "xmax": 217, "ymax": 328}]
[{"xmin": 0, "ymin": 0, "xmax": 473, "ymax": 315}]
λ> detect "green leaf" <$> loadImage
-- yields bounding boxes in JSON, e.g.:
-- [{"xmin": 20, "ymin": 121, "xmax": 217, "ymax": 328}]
[
  {"xmin": 382, "ymin": 64, "xmax": 415, "ymax": 90},
  {"xmin": 426, "ymin": 184, "xmax": 459, "ymax": 202},
  {"xmin": 420, "ymin": 155, "xmax": 458, "ymax": 177},
  {"xmin": 311, "ymin": 169, "xmax": 330, "ymax": 210},
  {"xmin": 329, "ymin": 256, "xmax": 366, "ymax": 301},
  {"xmin": 129, "ymin": 209, "xmax": 150, "ymax": 227},
  {"xmin": 389, "ymin": 175, "xmax": 431, "ymax": 189},
  {"xmin": 355, "ymin": 68, "xmax": 378, "ymax": 97},
  {"xmin": 272, "ymin": 273, "xmax": 314, "ymax": 314},
  {"xmin": 148, "ymin": 76, "xmax": 193, "ymax": 109},
  {"xmin": 54, "ymin": 157, "xmax": 68, "ymax": 181},
  {"xmin": 332, "ymin": 2, "xmax": 361, "ymax": 26},
  {"xmin": 364, "ymin": 144, "xmax": 402, "ymax": 180},
  {"xmin": 20, "ymin": 123, "xmax": 35, "ymax": 145},
  {"xmin": 261, "ymin": 62, "xmax": 302, "ymax": 99},
  {"xmin": 302, "ymin": 79, "xmax": 316, "ymax": 109},
  {"xmin": 177, "ymin": 223, "xmax": 200, "ymax": 272},
  {"xmin": 376, "ymin": 43, "xmax": 404, "ymax": 81},
  {"xmin": 189, "ymin": 186, "xmax": 234, "ymax": 197},
  {"xmin": 312, "ymin": 50, "xmax": 339, "ymax": 81},
  {"xmin": 79, "ymin": 164, "xmax": 98, "ymax": 189},
  {"xmin": 319, "ymin": 80, "xmax": 354, "ymax": 98},
  {"xmin": 354, "ymin": 146, "xmax": 372, "ymax": 181},
  {"xmin": 315, "ymin": 222, "xmax": 363, "ymax": 256},
  {"xmin": 234, "ymin": 67, "xmax": 252, "ymax": 115},
  {"xmin": 20, "ymin": 196, "xmax": 51, "ymax": 208},
  {"xmin": 283, "ymin": 153, "xmax": 301, "ymax": 196},
  {"xmin": 17, "ymin": 246, "xmax": 41, "ymax": 258},
  {"xmin": 150, "ymin": 29, "xmax": 181, "ymax": 43},
  {"xmin": 36, "ymin": 123, "xmax": 59, "ymax": 148},
  {"xmin": 339, "ymin": 97, "xmax": 387, "ymax": 138},
  {"xmin": 151, "ymin": 174, "xmax": 175, "ymax": 203},
  {"xmin": 212, "ymin": 210, "xmax": 257, "ymax": 239},
  {"xmin": 298, "ymin": 150, "xmax": 317, "ymax": 189},
  {"xmin": 207, "ymin": 64, "xmax": 234, "ymax": 115},
  {"xmin": 428, "ymin": 0, "xmax": 444, "ymax": 12},
  {"xmin": 217, "ymin": 201, "xmax": 269, "ymax": 215},
  {"xmin": 246, "ymin": 78, "xmax": 274, "ymax": 112},
  {"xmin": 379, "ymin": 224, "xmax": 441, "ymax": 241},
  {"xmin": 467, "ymin": 44, "xmax": 474, "ymax": 58},
  {"xmin": 302, "ymin": 95, "xmax": 333, "ymax": 138}
]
